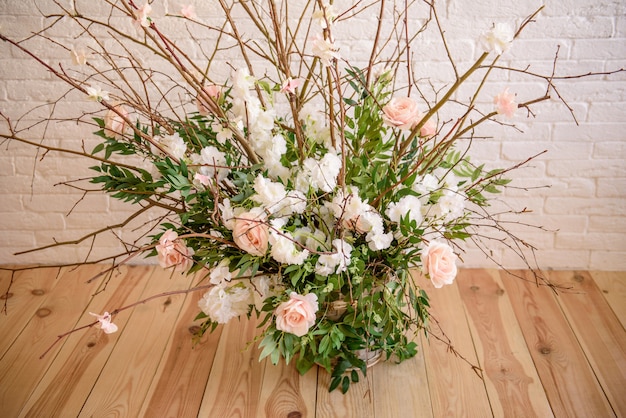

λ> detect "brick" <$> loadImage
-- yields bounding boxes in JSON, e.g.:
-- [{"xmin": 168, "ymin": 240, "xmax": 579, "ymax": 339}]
[
  {"xmin": 596, "ymin": 178, "xmax": 626, "ymax": 198},
  {"xmin": 505, "ymin": 177, "xmax": 594, "ymax": 199},
  {"xmin": 589, "ymin": 251, "xmax": 626, "ymax": 270},
  {"xmin": 588, "ymin": 215, "xmax": 626, "ymax": 233},
  {"xmin": 552, "ymin": 122, "xmax": 626, "ymax": 142},
  {"xmin": 587, "ymin": 102, "xmax": 626, "ymax": 123},
  {"xmin": 556, "ymin": 232, "xmax": 626, "ymax": 251},
  {"xmin": 546, "ymin": 159, "xmax": 626, "ymax": 178},
  {"xmin": 521, "ymin": 16, "xmax": 614, "ymax": 39},
  {"xmin": 593, "ymin": 141, "xmax": 626, "ymax": 159},
  {"xmin": 503, "ymin": 141, "xmax": 592, "ymax": 160},
  {"xmin": 0, "ymin": 211, "xmax": 65, "ymax": 231},
  {"xmin": 544, "ymin": 197, "xmax": 625, "ymax": 216}
]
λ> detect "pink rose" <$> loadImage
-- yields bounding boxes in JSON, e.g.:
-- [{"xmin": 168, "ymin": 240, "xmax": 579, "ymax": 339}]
[
  {"xmin": 422, "ymin": 241, "xmax": 457, "ymax": 288},
  {"xmin": 104, "ymin": 105, "xmax": 130, "ymax": 140},
  {"xmin": 494, "ymin": 88, "xmax": 517, "ymax": 118},
  {"xmin": 382, "ymin": 97, "xmax": 422, "ymax": 130},
  {"xmin": 233, "ymin": 211, "xmax": 269, "ymax": 256},
  {"xmin": 275, "ymin": 292, "xmax": 319, "ymax": 337},
  {"xmin": 156, "ymin": 230, "xmax": 194, "ymax": 271}
]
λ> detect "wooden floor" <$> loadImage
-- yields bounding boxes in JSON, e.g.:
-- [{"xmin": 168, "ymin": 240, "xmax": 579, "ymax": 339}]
[{"xmin": 0, "ymin": 266, "xmax": 624, "ymax": 418}]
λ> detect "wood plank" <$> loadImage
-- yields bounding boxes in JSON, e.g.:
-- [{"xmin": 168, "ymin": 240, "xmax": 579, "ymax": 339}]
[
  {"xmin": 590, "ymin": 271, "xmax": 626, "ymax": 329},
  {"xmin": 372, "ymin": 343, "xmax": 434, "ymax": 418},
  {"xmin": 198, "ymin": 314, "xmax": 267, "ymax": 417},
  {"xmin": 548, "ymin": 270, "xmax": 626, "ymax": 417},
  {"xmin": 19, "ymin": 265, "xmax": 152, "ymax": 418},
  {"xmin": 316, "ymin": 366, "xmax": 375, "ymax": 418},
  {"xmin": 419, "ymin": 273, "xmax": 492, "ymax": 417},
  {"xmin": 457, "ymin": 269, "xmax": 553, "ymax": 417},
  {"xmin": 139, "ymin": 289, "xmax": 225, "ymax": 417},
  {"xmin": 257, "ymin": 355, "xmax": 318, "ymax": 418},
  {"xmin": 500, "ymin": 270, "xmax": 615, "ymax": 417},
  {"xmin": 0, "ymin": 266, "xmax": 102, "ymax": 417},
  {"xmin": 78, "ymin": 268, "xmax": 194, "ymax": 417},
  {"xmin": 0, "ymin": 267, "xmax": 61, "ymax": 359}
]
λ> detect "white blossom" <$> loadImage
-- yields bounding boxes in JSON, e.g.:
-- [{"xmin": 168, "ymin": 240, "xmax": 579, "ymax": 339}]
[
  {"xmin": 296, "ymin": 153, "xmax": 341, "ymax": 193},
  {"xmin": 251, "ymin": 174, "xmax": 287, "ymax": 213},
  {"xmin": 311, "ymin": 34, "xmax": 340, "ymax": 67},
  {"xmin": 198, "ymin": 145, "xmax": 229, "ymax": 180},
  {"xmin": 315, "ymin": 239, "xmax": 352, "ymax": 276},
  {"xmin": 480, "ymin": 23, "xmax": 514, "ymax": 55},
  {"xmin": 269, "ymin": 230, "xmax": 310, "ymax": 265},
  {"xmin": 312, "ymin": 2, "xmax": 337, "ymax": 29},
  {"xmin": 209, "ymin": 259, "xmax": 233, "ymax": 285},
  {"xmin": 157, "ymin": 132, "xmax": 187, "ymax": 160},
  {"xmin": 198, "ymin": 283, "xmax": 252, "ymax": 324},
  {"xmin": 386, "ymin": 195, "xmax": 423, "ymax": 225},
  {"xmin": 85, "ymin": 85, "xmax": 110, "ymax": 102}
]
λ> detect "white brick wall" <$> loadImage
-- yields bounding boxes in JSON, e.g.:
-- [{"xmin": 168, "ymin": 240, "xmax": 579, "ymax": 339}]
[{"xmin": 0, "ymin": 0, "xmax": 624, "ymax": 270}]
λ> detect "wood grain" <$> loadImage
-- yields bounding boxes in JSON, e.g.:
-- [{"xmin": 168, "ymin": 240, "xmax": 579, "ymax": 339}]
[
  {"xmin": 457, "ymin": 269, "xmax": 553, "ymax": 418},
  {"xmin": 0, "ymin": 267, "xmax": 61, "ymax": 358},
  {"xmin": 501, "ymin": 270, "xmax": 615, "ymax": 418},
  {"xmin": 19, "ymin": 265, "xmax": 151, "ymax": 418},
  {"xmin": 1, "ymin": 266, "xmax": 623, "ymax": 417},
  {"xmin": 139, "ymin": 289, "xmax": 225, "ymax": 418},
  {"xmin": 258, "ymin": 355, "xmax": 317, "ymax": 418},
  {"xmin": 0, "ymin": 266, "xmax": 101, "ymax": 417},
  {"xmin": 591, "ymin": 271, "xmax": 626, "ymax": 328},
  {"xmin": 419, "ymin": 273, "xmax": 492, "ymax": 417},
  {"xmin": 198, "ymin": 314, "xmax": 267, "ymax": 418},
  {"xmin": 78, "ymin": 267, "xmax": 194, "ymax": 417},
  {"xmin": 316, "ymin": 366, "xmax": 375, "ymax": 418},
  {"xmin": 372, "ymin": 342, "xmax": 434, "ymax": 418},
  {"xmin": 548, "ymin": 270, "xmax": 626, "ymax": 417}
]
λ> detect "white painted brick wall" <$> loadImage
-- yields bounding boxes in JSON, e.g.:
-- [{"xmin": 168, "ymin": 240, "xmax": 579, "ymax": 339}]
[{"xmin": 0, "ymin": 0, "xmax": 624, "ymax": 270}]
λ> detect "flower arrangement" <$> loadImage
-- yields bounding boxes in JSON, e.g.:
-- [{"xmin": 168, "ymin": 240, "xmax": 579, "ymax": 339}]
[{"xmin": 1, "ymin": 0, "xmax": 620, "ymax": 393}]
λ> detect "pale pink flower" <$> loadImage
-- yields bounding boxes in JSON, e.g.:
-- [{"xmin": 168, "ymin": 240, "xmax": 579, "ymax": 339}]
[
  {"xmin": 382, "ymin": 97, "xmax": 422, "ymax": 130},
  {"xmin": 280, "ymin": 77, "xmax": 302, "ymax": 94},
  {"xmin": 232, "ymin": 210, "xmax": 270, "ymax": 256},
  {"xmin": 494, "ymin": 88, "xmax": 517, "ymax": 118},
  {"xmin": 134, "ymin": 3, "xmax": 152, "ymax": 28},
  {"xmin": 480, "ymin": 23, "xmax": 514, "ymax": 55},
  {"xmin": 311, "ymin": 34, "xmax": 340, "ymax": 67},
  {"xmin": 89, "ymin": 311, "xmax": 118, "ymax": 334},
  {"xmin": 156, "ymin": 229, "xmax": 195, "ymax": 271},
  {"xmin": 70, "ymin": 48, "xmax": 87, "ymax": 66},
  {"xmin": 195, "ymin": 85, "xmax": 221, "ymax": 115},
  {"xmin": 104, "ymin": 104, "xmax": 130, "ymax": 140},
  {"xmin": 180, "ymin": 4, "xmax": 197, "ymax": 19},
  {"xmin": 86, "ymin": 85, "xmax": 110, "ymax": 102},
  {"xmin": 275, "ymin": 292, "xmax": 319, "ymax": 337},
  {"xmin": 421, "ymin": 241, "xmax": 458, "ymax": 288}
]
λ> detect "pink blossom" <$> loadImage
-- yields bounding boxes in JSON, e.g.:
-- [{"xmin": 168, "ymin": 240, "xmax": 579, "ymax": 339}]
[
  {"xmin": 180, "ymin": 4, "xmax": 197, "ymax": 20},
  {"xmin": 156, "ymin": 229, "xmax": 195, "ymax": 271},
  {"xmin": 194, "ymin": 173, "xmax": 211, "ymax": 186},
  {"xmin": 104, "ymin": 104, "xmax": 130, "ymax": 140},
  {"xmin": 134, "ymin": 3, "xmax": 152, "ymax": 29},
  {"xmin": 494, "ymin": 88, "xmax": 517, "ymax": 118},
  {"xmin": 280, "ymin": 77, "xmax": 302, "ymax": 94},
  {"xmin": 196, "ymin": 85, "xmax": 221, "ymax": 115},
  {"xmin": 89, "ymin": 311, "xmax": 118, "ymax": 334}
]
